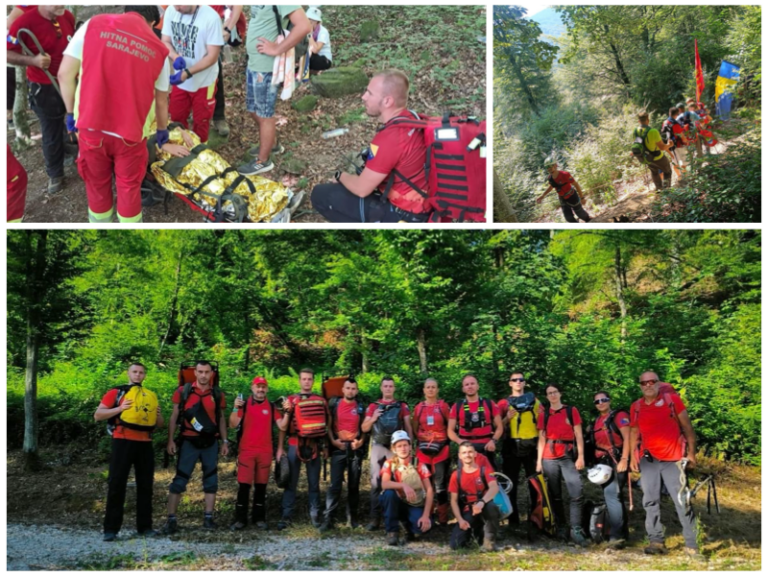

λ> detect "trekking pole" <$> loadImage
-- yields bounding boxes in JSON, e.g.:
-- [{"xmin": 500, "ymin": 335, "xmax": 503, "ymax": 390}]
[{"xmin": 16, "ymin": 29, "xmax": 62, "ymax": 97}]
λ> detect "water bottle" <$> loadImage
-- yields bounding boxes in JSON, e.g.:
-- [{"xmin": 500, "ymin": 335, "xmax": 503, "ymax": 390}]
[{"xmin": 322, "ymin": 128, "xmax": 349, "ymax": 139}]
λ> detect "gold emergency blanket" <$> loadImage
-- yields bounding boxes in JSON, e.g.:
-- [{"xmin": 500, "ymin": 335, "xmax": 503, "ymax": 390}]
[{"xmin": 149, "ymin": 128, "xmax": 289, "ymax": 222}]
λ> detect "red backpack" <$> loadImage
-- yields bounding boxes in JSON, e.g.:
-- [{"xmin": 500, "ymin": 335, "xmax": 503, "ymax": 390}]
[
  {"xmin": 292, "ymin": 394, "xmax": 328, "ymax": 439},
  {"xmin": 381, "ymin": 112, "xmax": 487, "ymax": 223}
]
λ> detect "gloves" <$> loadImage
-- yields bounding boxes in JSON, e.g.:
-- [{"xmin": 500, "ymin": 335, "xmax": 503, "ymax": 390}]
[
  {"xmin": 169, "ymin": 70, "xmax": 185, "ymax": 86},
  {"xmin": 156, "ymin": 129, "xmax": 170, "ymax": 148},
  {"xmin": 65, "ymin": 113, "xmax": 77, "ymax": 133},
  {"xmin": 172, "ymin": 56, "xmax": 186, "ymax": 70}
]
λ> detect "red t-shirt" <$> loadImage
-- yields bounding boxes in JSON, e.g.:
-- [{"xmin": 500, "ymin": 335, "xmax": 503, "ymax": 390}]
[
  {"xmin": 172, "ymin": 382, "xmax": 226, "ymax": 438},
  {"xmin": 538, "ymin": 405, "xmax": 582, "ymax": 460},
  {"xmin": 448, "ymin": 465, "xmax": 495, "ymax": 510},
  {"xmin": 210, "ymin": 5, "xmax": 247, "ymax": 40},
  {"xmin": 367, "ymin": 112, "xmax": 429, "ymax": 214},
  {"xmin": 101, "ymin": 387, "xmax": 152, "ymax": 442},
  {"xmin": 8, "ymin": 8, "xmax": 76, "ymax": 84},
  {"xmin": 238, "ymin": 398, "xmax": 280, "ymax": 453},
  {"xmin": 474, "ymin": 452, "xmax": 494, "ymax": 471},
  {"xmin": 450, "ymin": 399, "xmax": 499, "ymax": 442},
  {"xmin": 286, "ymin": 393, "xmax": 329, "ymax": 447},
  {"xmin": 630, "ymin": 393, "xmax": 687, "ymax": 461},
  {"xmin": 593, "ymin": 410, "xmax": 630, "ymax": 454},
  {"xmin": 332, "ymin": 398, "xmax": 364, "ymax": 441},
  {"xmin": 549, "ymin": 170, "xmax": 575, "ymax": 198},
  {"xmin": 413, "ymin": 400, "xmax": 451, "ymax": 463}
]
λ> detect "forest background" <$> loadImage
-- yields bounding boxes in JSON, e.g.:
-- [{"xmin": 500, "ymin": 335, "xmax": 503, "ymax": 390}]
[
  {"xmin": 493, "ymin": 6, "xmax": 761, "ymax": 223},
  {"xmin": 7, "ymin": 229, "xmax": 761, "ymax": 468}
]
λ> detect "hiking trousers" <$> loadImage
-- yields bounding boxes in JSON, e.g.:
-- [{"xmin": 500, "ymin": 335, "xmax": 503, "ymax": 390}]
[
  {"xmin": 369, "ymin": 442, "xmax": 393, "ymax": 522},
  {"xmin": 169, "ymin": 439, "xmax": 219, "ymax": 494},
  {"xmin": 501, "ymin": 440, "xmax": 538, "ymax": 524},
  {"xmin": 235, "ymin": 482, "xmax": 267, "ymax": 525},
  {"xmin": 645, "ymin": 156, "xmax": 672, "ymax": 191},
  {"xmin": 449, "ymin": 502, "xmax": 500, "ymax": 550},
  {"xmin": 28, "ymin": 82, "xmax": 67, "ymax": 179},
  {"xmin": 325, "ymin": 446, "xmax": 364, "ymax": 524},
  {"xmin": 600, "ymin": 465, "xmax": 627, "ymax": 540},
  {"xmin": 281, "ymin": 444, "xmax": 322, "ymax": 522},
  {"xmin": 104, "ymin": 438, "xmax": 155, "ymax": 534},
  {"xmin": 542, "ymin": 457, "xmax": 584, "ymax": 528},
  {"xmin": 379, "ymin": 489, "xmax": 429, "ymax": 535},
  {"xmin": 639, "ymin": 458, "xmax": 698, "ymax": 549},
  {"xmin": 311, "ymin": 183, "xmax": 429, "ymax": 223},
  {"xmin": 558, "ymin": 196, "xmax": 591, "ymax": 223}
]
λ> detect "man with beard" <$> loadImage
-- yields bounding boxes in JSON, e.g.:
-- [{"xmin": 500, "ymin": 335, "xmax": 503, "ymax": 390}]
[{"xmin": 310, "ymin": 69, "xmax": 430, "ymax": 223}]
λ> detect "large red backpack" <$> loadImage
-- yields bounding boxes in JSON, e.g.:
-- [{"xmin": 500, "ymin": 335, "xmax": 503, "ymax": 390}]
[
  {"xmin": 381, "ymin": 112, "xmax": 487, "ymax": 223},
  {"xmin": 292, "ymin": 394, "xmax": 328, "ymax": 439}
]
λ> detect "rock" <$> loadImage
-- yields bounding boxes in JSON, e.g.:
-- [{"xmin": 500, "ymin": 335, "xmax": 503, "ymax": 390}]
[
  {"xmin": 282, "ymin": 158, "xmax": 307, "ymax": 175},
  {"xmin": 311, "ymin": 67, "xmax": 369, "ymax": 98},
  {"xmin": 360, "ymin": 20, "xmax": 379, "ymax": 42},
  {"xmin": 292, "ymin": 95, "xmax": 318, "ymax": 113}
]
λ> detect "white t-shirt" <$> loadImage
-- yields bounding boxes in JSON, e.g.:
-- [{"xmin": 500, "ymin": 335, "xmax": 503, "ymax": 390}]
[
  {"xmin": 64, "ymin": 19, "xmax": 171, "ymax": 140},
  {"xmin": 161, "ymin": 5, "xmax": 224, "ymax": 92},
  {"xmin": 316, "ymin": 25, "xmax": 332, "ymax": 61}
]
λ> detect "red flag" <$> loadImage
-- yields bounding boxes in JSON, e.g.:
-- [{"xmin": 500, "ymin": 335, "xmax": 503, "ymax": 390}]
[{"xmin": 694, "ymin": 40, "xmax": 705, "ymax": 103}]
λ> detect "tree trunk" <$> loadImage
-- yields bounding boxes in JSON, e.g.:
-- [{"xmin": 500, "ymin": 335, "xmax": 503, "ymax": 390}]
[
  {"xmin": 614, "ymin": 245, "xmax": 627, "ymax": 341},
  {"xmin": 416, "ymin": 328, "xmax": 428, "ymax": 375},
  {"xmin": 13, "ymin": 66, "xmax": 32, "ymax": 145},
  {"xmin": 23, "ymin": 230, "xmax": 47, "ymax": 472},
  {"xmin": 493, "ymin": 168, "xmax": 518, "ymax": 223},
  {"xmin": 508, "ymin": 49, "xmax": 540, "ymax": 117},
  {"xmin": 361, "ymin": 336, "xmax": 370, "ymax": 374},
  {"xmin": 603, "ymin": 25, "xmax": 631, "ymax": 94},
  {"xmin": 158, "ymin": 248, "xmax": 184, "ymax": 357}
]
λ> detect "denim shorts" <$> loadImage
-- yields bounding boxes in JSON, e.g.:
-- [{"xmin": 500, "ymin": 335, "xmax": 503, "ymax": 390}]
[{"xmin": 246, "ymin": 69, "xmax": 278, "ymax": 118}]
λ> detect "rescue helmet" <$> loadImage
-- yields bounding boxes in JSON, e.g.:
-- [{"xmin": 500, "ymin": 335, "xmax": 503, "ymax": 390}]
[{"xmin": 587, "ymin": 464, "xmax": 613, "ymax": 485}]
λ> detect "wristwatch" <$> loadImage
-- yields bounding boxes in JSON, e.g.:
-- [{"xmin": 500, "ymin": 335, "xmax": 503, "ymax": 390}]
[
  {"xmin": 224, "ymin": 26, "xmax": 231, "ymax": 34},
  {"xmin": 184, "ymin": 68, "xmax": 194, "ymax": 79},
  {"xmin": 334, "ymin": 170, "xmax": 342, "ymax": 183}
]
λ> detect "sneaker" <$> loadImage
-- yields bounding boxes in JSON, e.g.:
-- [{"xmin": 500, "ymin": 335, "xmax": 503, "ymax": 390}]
[
  {"xmin": 213, "ymin": 118, "xmax": 230, "ymax": 137},
  {"xmin": 248, "ymin": 143, "xmax": 285, "ymax": 158},
  {"xmin": 48, "ymin": 176, "xmax": 63, "ymax": 195},
  {"xmin": 230, "ymin": 521, "xmax": 246, "ymax": 531},
  {"xmin": 103, "ymin": 532, "xmax": 117, "ymax": 542},
  {"xmin": 254, "ymin": 521, "xmax": 269, "ymax": 531},
  {"xmin": 137, "ymin": 529, "xmax": 158, "ymax": 538},
  {"xmin": 684, "ymin": 547, "xmax": 706, "ymax": 562},
  {"xmin": 607, "ymin": 538, "xmax": 626, "ymax": 550},
  {"xmin": 203, "ymin": 517, "xmax": 217, "ymax": 530},
  {"xmin": 366, "ymin": 521, "xmax": 381, "ymax": 532},
  {"xmin": 276, "ymin": 520, "xmax": 290, "ymax": 531},
  {"xmin": 162, "ymin": 518, "xmax": 178, "ymax": 535},
  {"xmin": 386, "ymin": 532, "xmax": 400, "ymax": 546},
  {"xmin": 238, "ymin": 160, "xmax": 274, "ymax": 176},
  {"xmin": 644, "ymin": 541, "xmax": 668, "ymax": 555},
  {"xmin": 570, "ymin": 526, "xmax": 589, "ymax": 548}
]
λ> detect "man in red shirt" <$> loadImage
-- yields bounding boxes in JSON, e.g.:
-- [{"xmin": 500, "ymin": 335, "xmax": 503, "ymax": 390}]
[
  {"xmin": 164, "ymin": 361, "xmax": 228, "ymax": 533},
  {"xmin": 7, "ymin": 145, "xmax": 28, "ymax": 223},
  {"xmin": 447, "ymin": 374, "xmax": 503, "ymax": 470},
  {"xmin": 449, "ymin": 442, "xmax": 500, "ymax": 551},
  {"xmin": 229, "ymin": 376, "xmax": 281, "ymax": 531},
  {"xmin": 361, "ymin": 376, "xmax": 413, "ymax": 530},
  {"xmin": 276, "ymin": 368, "xmax": 329, "ymax": 530},
  {"xmin": 93, "ymin": 363, "xmax": 163, "ymax": 541},
  {"xmin": 536, "ymin": 161, "xmax": 592, "ymax": 223},
  {"xmin": 321, "ymin": 377, "xmax": 366, "ymax": 530},
  {"xmin": 630, "ymin": 372, "xmax": 700, "ymax": 559},
  {"xmin": 311, "ymin": 69, "xmax": 431, "ymax": 223},
  {"xmin": 7, "ymin": 5, "xmax": 76, "ymax": 194}
]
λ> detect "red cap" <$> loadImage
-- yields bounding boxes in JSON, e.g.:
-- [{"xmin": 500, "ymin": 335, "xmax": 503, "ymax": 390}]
[{"xmin": 252, "ymin": 376, "xmax": 268, "ymax": 386}]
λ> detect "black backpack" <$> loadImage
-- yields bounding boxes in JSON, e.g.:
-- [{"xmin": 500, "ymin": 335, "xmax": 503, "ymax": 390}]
[
  {"xmin": 179, "ymin": 382, "xmax": 223, "ymax": 437},
  {"xmin": 372, "ymin": 401, "xmax": 404, "ymax": 446},
  {"xmin": 507, "ymin": 392, "xmax": 538, "ymax": 436},
  {"xmin": 456, "ymin": 397, "xmax": 493, "ymax": 436},
  {"xmin": 590, "ymin": 409, "xmax": 626, "ymax": 462},
  {"xmin": 272, "ymin": 6, "xmax": 308, "ymax": 58},
  {"xmin": 660, "ymin": 119, "xmax": 678, "ymax": 151}
]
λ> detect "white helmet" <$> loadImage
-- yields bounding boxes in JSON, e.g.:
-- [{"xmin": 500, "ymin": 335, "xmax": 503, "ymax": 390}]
[
  {"xmin": 587, "ymin": 464, "xmax": 613, "ymax": 485},
  {"xmin": 390, "ymin": 430, "xmax": 411, "ymax": 447}
]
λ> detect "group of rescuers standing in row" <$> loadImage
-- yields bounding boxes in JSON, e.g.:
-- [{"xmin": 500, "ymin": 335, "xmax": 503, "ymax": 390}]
[{"xmin": 95, "ymin": 363, "xmax": 703, "ymax": 558}]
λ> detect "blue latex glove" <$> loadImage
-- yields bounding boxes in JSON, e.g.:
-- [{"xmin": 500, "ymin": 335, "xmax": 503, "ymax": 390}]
[
  {"xmin": 169, "ymin": 70, "xmax": 185, "ymax": 86},
  {"xmin": 156, "ymin": 129, "xmax": 170, "ymax": 148},
  {"xmin": 173, "ymin": 56, "xmax": 186, "ymax": 70},
  {"xmin": 65, "ymin": 113, "xmax": 77, "ymax": 133}
]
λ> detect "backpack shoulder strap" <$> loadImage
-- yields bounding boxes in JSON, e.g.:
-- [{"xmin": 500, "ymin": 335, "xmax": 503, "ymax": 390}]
[
  {"xmin": 181, "ymin": 382, "xmax": 193, "ymax": 407},
  {"xmin": 271, "ymin": 5, "xmax": 285, "ymax": 36},
  {"xmin": 566, "ymin": 405, "xmax": 575, "ymax": 431}
]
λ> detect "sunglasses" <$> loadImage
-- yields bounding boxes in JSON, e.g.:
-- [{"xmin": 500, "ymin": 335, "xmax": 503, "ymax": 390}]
[
  {"xmin": 52, "ymin": 21, "xmax": 62, "ymax": 39},
  {"xmin": 639, "ymin": 379, "xmax": 658, "ymax": 387},
  {"xmin": 510, "ymin": 378, "xmax": 525, "ymax": 382},
  {"xmin": 594, "ymin": 398, "xmax": 611, "ymax": 405}
]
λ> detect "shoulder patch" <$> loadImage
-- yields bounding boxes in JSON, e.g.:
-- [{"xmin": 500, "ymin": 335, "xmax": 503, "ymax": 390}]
[{"xmin": 368, "ymin": 144, "xmax": 378, "ymax": 159}]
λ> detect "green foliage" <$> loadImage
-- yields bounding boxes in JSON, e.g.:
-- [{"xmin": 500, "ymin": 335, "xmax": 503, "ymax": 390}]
[{"xmin": 6, "ymin": 230, "xmax": 761, "ymax": 464}]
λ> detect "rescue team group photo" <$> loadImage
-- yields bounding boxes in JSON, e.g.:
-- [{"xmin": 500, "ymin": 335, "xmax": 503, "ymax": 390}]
[{"xmin": 6, "ymin": 4, "xmax": 487, "ymax": 224}]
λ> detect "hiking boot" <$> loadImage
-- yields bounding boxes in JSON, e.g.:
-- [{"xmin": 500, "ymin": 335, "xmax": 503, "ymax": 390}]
[
  {"xmin": 311, "ymin": 516, "xmax": 323, "ymax": 529},
  {"xmin": 103, "ymin": 532, "xmax": 117, "ymax": 542},
  {"xmin": 405, "ymin": 530, "xmax": 417, "ymax": 542},
  {"xmin": 203, "ymin": 516, "xmax": 217, "ymax": 531},
  {"xmin": 556, "ymin": 526, "xmax": 570, "ymax": 542},
  {"xmin": 348, "ymin": 516, "xmax": 360, "ymax": 529},
  {"xmin": 482, "ymin": 540, "xmax": 500, "ymax": 553},
  {"xmin": 684, "ymin": 547, "xmax": 706, "ymax": 562},
  {"xmin": 238, "ymin": 160, "xmax": 274, "ymax": 176},
  {"xmin": 386, "ymin": 532, "xmax": 400, "ymax": 546},
  {"xmin": 249, "ymin": 143, "xmax": 285, "ymax": 158},
  {"xmin": 48, "ymin": 176, "xmax": 63, "ymax": 195},
  {"xmin": 213, "ymin": 118, "xmax": 230, "ymax": 137},
  {"xmin": 230, "ymin": 521, "xmax": 247, "ymax": 531},
  {"xmin": 254, "ymin": 521, "xmax": 269, "ymax": 531},
  {"xmin": 607, "ymin": 538, "xmax": 626, "ymax": 550},
  {"xmin": 644, "ymin": 541, "xmax": 669, "ymax": 555},
  {"xmin": 366, "ymin": 520, "xmax": 381, "ymax": 532},
  {"xmin": 276, "ymin": 519, "xmax": 291, "ymax": 531},
  {"xmin": 570, "ymin": 526, "xmax": 589, "ymax": 548},
  {"xmin": 319, "ymin": 520, "xmax": 333, "ymax": 533},
  {"xmin": 162, "ymin": 518, "xmax": 178, "ymax": 535},
  {"xmin": 137, "ymin": 529, "xmax": 158, "ymax": 538}
]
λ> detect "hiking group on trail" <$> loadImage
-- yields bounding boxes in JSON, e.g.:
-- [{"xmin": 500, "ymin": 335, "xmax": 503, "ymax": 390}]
[
  {"xmin": 94, "ymin": 362, "xmax": 707, "ymax": 560},
  {"xmin": 6, "ymin": 5, "xmax": 487, "ymax": 224}
]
